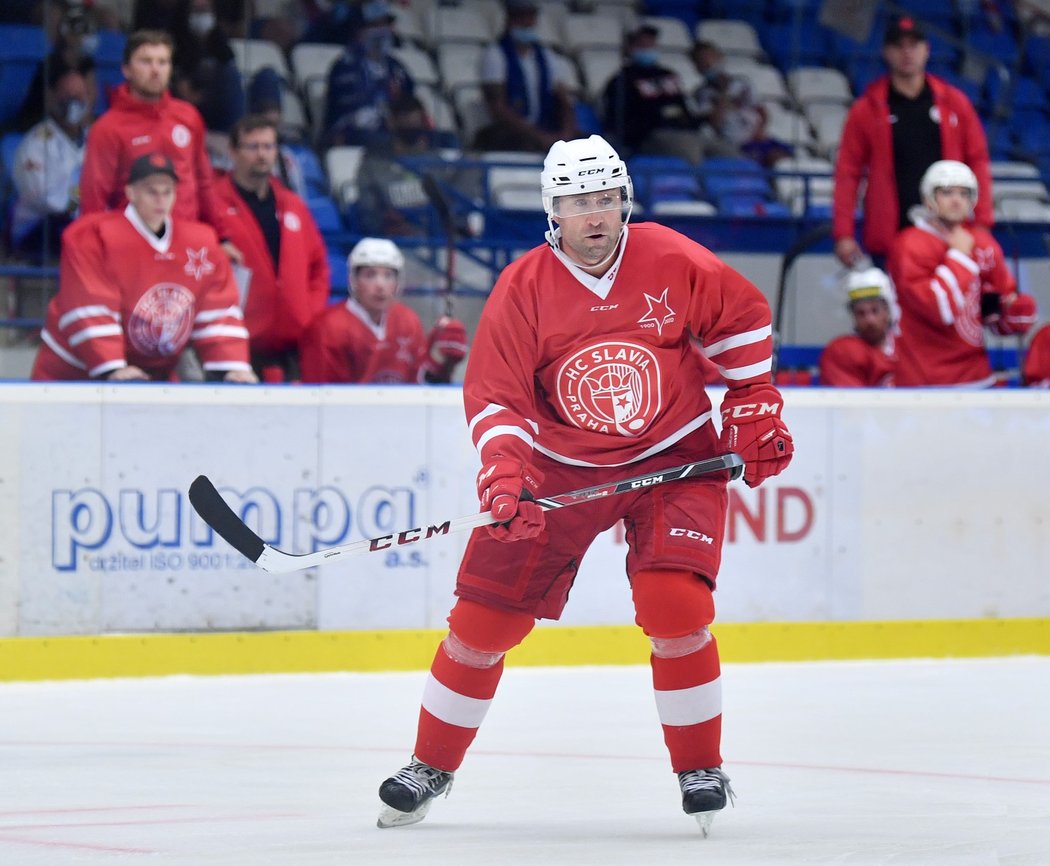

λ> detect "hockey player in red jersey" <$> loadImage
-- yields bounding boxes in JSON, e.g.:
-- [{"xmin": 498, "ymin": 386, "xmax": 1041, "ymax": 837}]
[
  {"xmin": 31, "ymin": 153, "xmax": 256, "ymax": 383},
  {"xmin": 819, "ymin": 267, "xmax": 898, "ymax": 386},
  {"xmin": 1023, "ymin": 323, "xmax": 1050, "ymax": 387},
  {"xmin": 377, "ymin": 135, "xmax": 793, "ymax": 834},
  {"xmin": 888, "ymin": 160, "xmax": 1037, "ymax": 386},
  {"xmin": 299, "ymin": 238, "xmax": 468, "ymax": 384}
]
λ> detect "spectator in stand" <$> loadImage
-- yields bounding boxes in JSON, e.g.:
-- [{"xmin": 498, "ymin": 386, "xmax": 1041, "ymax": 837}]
[
  {"xmin": 169, "ymin": 0, "xmax": 245, "ymax": 136},
  {"xmin": 356, "ymin": 93, "xmax": 436, "ymax": 237},
  {"xmin": 321, "ymin": 0, "xmax": 414, "ymax": 149},
  {"xmin": 10, "ymin": 68, "xmax": 92, "ymax": 263},
  {"xmin": 473, "ymin": 0, "xmax": 579, "ymax": 153},
  {"xmin": 833, "ymin": 16, "xmax": 992, "ymax": 268},
  {"xmin": 300, "ymin": 238, "xmax": 468, "ymax": 384},
  {"xmin": 603, "ymin": 25, "xmax": 703, "ymax": 164},
  {"xmin": 819, "ymin": 267, "xmax": 898, "ymax": 387},
  {"xmin": 691, "ymin": 41, "xmax": 791, "ymax": 167},
  {"xmin": 1022, "ymin": 324, "xmax": 1050, "ymax": 387},
  {"xmin": 214, "ymin": 115, "xmax": 330, "ymax": 382},
  {"xmin": 79, "ymin": 30, "xmax": 241, "ymax": 262},
  {"xmin": 31, "ymin": 153, "xmax": 256, "ymax": 383},
  {"xmin": 888, "ymin": 160, "xmax": 1036, "ymax": 387}
]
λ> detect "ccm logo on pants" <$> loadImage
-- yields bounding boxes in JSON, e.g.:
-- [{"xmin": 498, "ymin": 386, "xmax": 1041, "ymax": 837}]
[{"xmin": 669, "ymin": 528, "xmax": 714, "ymax": 545}]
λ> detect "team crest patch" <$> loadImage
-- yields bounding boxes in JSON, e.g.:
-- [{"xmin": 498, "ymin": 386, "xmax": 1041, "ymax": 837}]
[
  {"xmin": 556, "ymin": 341, "xmax": 661, "ymax": 436},
  {"xmin": 171, "ymin": 124, "xmax": 191, "ymax": 147},
  {"xmin": 184, "ymin": 247, "xmax": 215, "ymax": 280},
  {"xmin": 128, "ymin": 283, "xmax": 195, "ymax": 357}
]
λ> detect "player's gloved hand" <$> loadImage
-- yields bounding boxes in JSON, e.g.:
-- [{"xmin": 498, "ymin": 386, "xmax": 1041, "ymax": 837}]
[
  {"xmin": 990, "ymin": 293, "xmax": 1037, "ymax": 336},
  {"xmin": 719, "ymin": 383, "xmax": 794, "ymax": 488},
  {"xmin": 423, "ymin": 317, "xmax": 469, "ymax": 383},
  {"xmin": 476, "ymin": 457, "xmax": 545, "ymax": 543}
]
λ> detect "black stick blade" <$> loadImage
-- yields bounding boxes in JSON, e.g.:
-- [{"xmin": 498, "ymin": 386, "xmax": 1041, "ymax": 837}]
[{"xmin": 188, "ymin": 476, "xmax": 266, "ymax": 563}]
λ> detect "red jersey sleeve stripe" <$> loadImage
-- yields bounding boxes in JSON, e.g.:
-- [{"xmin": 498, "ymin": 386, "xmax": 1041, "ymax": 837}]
[
  {"xmin": 58, "ymin": 304, "xmax": 121, "ymax": 330},
  {"xmin": 703, "ymin": 324, "xmax": 771, "ymax": 359}
]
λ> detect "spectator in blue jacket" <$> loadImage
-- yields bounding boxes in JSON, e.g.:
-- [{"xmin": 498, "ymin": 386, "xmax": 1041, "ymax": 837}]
[
  {"xmin": 320, "ymin": 0, "xmax": 414, "ymax": 149},
  {"xmin": 473, "ymin": 0, "xmax": 579, "ymax": 152}
]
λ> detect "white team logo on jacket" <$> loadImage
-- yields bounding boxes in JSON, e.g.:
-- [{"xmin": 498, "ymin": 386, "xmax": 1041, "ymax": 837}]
[
  {"xmin": 556, "ymin": 341, "xmax": 661, "ymax": 436},
  {"xmin": 172, "ymin": 124, "xmax": 191, "ymax": 147},
  {"xmin": 128, "ymin": 283, "xmax": 196, "ymax": 357}
]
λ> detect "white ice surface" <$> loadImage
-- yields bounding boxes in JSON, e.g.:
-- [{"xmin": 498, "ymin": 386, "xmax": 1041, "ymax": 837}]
[{"xmin": 1, "ymin": 657, "xmax": 1049, "ymax": 865}]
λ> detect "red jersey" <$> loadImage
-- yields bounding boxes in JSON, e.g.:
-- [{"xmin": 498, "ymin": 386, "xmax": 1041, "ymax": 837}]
[
  {"xmin": 465, "ymin": 222, "xmax": 774, "ymax": 469},
  {"xmin": 833, "ymin": 74, "xmax": 992, "ymax": 256},
  {"xmin": 1024, "ymin": 324, "xmax": 1050, "ymax": 387},
  {"xmin": 819, "ymin": 334, "xmax": 896, "ymax": 387},
  {"xmin": 31, "ymin": 207, "xmax": 251, "ymax": 381},
  {"xmin": 79, "ymin": 85, "xmax": 231, "ymax": 239},
  {"xmin": 888, "ymin": 217, "xmax": 1015, "ymax": 387},
  {"xmin": 214, "ymin": 175, "xmax": 330, "ymax": 356},
  {"xmin": 299, "ymin": 299, "xmax": 428, "ymax": 383}
]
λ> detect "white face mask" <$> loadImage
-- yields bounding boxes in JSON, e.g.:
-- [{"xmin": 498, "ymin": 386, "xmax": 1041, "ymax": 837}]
[
  {"xmin": 189, "ymin": 12, "xmax": 216, "ymax": 35},
  {"xmin": 62, "ymin": 98, "xmax": 88, "ymax": 126}
]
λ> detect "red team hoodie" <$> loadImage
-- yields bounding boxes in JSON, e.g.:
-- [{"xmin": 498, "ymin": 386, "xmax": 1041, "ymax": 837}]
[{"xmin": 79, "ymin": 84, "xmax": 231, "ymax": 239}]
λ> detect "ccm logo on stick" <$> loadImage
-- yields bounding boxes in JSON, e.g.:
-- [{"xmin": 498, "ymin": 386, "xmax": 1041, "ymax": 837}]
[
  {"xmin": 723, "ymin": 402, "xmax": 780, "ymax": 419},
  {"xmin": 368, "ymin": 521, "xmax": 452, "ymax": 551},
  {"xmin": 669, "ymin": 527, "xmax": 714, "ymax": 545},
  {"xmin": 631, "ymin": 475, "xmax": 664, "ymax": 488}
]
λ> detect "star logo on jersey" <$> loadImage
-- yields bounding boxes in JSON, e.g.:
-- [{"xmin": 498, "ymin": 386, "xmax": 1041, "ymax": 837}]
[
  {"xmin": 638, "ymin": 288, "xmax": 676, "ymax": 336},
  {"xmin": 974, "ymin": 245, "xmax": 996, "ymax": 272},
  {"xmin": 395, "ymin": 336, "xmax": 416, "ymax": 364},
  {"xmin": 184, "ymin": 247, "xmax": 215, "ymax": 281}
]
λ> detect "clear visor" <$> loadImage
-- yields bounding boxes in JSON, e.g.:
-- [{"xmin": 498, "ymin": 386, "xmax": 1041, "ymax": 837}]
[
  {"xmin": 933, "ymin": 185, "xmax": 976, "ymax": 199},
  {"xmin": 551, "ymin": 188, "xmax": 627, "ymax": 217}
]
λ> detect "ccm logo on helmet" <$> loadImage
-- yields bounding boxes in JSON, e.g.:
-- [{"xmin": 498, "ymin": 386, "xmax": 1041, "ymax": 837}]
[
  {"xmin": 578, "ymin": 168, "xmax": 606, "ymax": 176},
  {"xmin": 669, "ymin": 528, "xmax": 714, "ymax": 544},
  {"xmin": 722, "ymin": 401, "xmax": 781, "ymax": 420}
]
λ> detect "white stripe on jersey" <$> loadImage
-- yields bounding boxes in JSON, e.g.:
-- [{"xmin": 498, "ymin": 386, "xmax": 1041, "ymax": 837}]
[
  {"xmin": 654, "ymin": 677, "xmax": 722, "ymax": 727},
  {"xmin": 703, "ymin": 324, "xmax": 771, "ymax": 359},
  {"xmin": 718, "ymin": 357, "xmax": 773, "ymax": 380},
  {"xmin": 934, "ymin": 264, "xmax": 966, "ymax": 310},
  {"xmin": 68, "ymin": 324, "xmax": 124, "ymax": 347},
  {"xmin": 476, "ymin": 424, "xmax": 535, "ymax": 455},
  {"xmin": 191, "ymin": 325, "xmax": 250, "ymax": 340},
  {"xmin": 928, "ymin": 279, "xmax": 954, "ymax": 324},
  {"xmin": 422, "ymin": 674, "xmax": 493, "ymax": 729},
  {"xmin": 58, "ymin": 305, "xmax": 121, "ymax": 331},
  {"xmin": 41, "ymin": 329, "xmax": 87, "ymax": 369},
  {"xmin": 195, "ymin": 305, "xmax": 244, "ymax": 323},
  {"xmin": 534, "ymin": 411, "xmax": 713, "ymax": 467}
]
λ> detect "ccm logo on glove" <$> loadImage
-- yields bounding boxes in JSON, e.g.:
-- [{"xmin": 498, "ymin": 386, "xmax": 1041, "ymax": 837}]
[{"xmin": 719, "ymin": 383, "xmax": 794, "ymax": 488}]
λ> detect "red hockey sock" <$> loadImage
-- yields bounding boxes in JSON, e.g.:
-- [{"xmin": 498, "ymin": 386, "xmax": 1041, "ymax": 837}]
[
  {"xmin": 651, "ymin": 635, "xmax": 723, "ymax": 773},
  {"xmin": 413, "ymin": 640, "xmax": 505, "ymax": 772}
]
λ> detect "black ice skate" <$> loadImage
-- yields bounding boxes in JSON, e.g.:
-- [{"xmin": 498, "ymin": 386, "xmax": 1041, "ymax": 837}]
[
  {"xmin": 677, "ymin": 767, "xmax": 735, "ymax": 837},
  {"xmin": 376, "ymin": 758, "xmax": 454, "ymax": 828}
]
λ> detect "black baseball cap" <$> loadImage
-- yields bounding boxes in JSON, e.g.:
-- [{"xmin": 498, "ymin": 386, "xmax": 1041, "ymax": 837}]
[
  {"xmin": 884, "ymin": 16, "xmax": 926, "ymax": 45},
  {"xmin": 128, "ymin": 152, "xmax": 179, "ymax": 184}
]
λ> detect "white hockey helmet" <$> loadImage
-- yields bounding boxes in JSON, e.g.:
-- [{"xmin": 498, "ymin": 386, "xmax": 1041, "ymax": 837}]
[
  {"xmin": 920, "ymin": 160, "xmax": 978, "ymax": 207},
  {"xmin": 347, "ymin": 237, "xmax": 404, "ymax": 272},
  {"xmin": 845, "ymin": 266, "xmax": 899, "ymax": 323},
  {"xmin": 540, "ymin": 134, "xmax": 633, "ymax": 219}
]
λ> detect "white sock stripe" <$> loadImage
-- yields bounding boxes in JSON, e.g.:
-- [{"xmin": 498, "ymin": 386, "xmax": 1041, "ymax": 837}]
[
  {"xmin": 421, "ymin": 674, "xmax": 493, "ymax": 729},
  {"xmin": 654, "ymin": 677, "xmax": 722, "ymax": 727}
]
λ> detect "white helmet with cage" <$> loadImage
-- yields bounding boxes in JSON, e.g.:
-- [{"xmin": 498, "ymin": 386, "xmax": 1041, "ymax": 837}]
[
  {"xmin": 540, "ymin": 134, "xmax": 633, "ymax": 227},
  {"xmin": 919, "ymin": 160, "xmax": 978, "ymax": 209},
  {"xmin": 347, "ymin": 237, "xmax": 404, "ymax": 273}
]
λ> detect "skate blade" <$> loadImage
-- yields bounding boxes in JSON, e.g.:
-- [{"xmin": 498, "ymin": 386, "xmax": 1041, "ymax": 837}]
[
  {"xmin": 693, "ymin": 811, "xmax": 715, "ymax": 838},
  {"xmin": 376, "ymin": 798, "xmax": 434, "ymax": 829}
]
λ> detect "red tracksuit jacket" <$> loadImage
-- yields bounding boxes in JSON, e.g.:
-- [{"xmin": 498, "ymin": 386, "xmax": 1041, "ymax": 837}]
[
  {"xmin": 833, "ymin": 74, "xmax": 992, "ymax": 257},
  {"xmin": 214, "ymin": 175, "xmax": 330, "ymax": 356},
  {"xmin": 79, "ymin": 84, "xmax": 231, "ymax": 240}
]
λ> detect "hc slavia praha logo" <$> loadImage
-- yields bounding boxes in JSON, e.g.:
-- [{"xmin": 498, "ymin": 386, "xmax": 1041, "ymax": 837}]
[{"xmin": 556, "ymin": 341, "xmax": 661, "ymax": 436}]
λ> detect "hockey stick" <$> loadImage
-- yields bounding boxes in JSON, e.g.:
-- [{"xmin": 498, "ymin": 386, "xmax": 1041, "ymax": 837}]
[
  {"xmin": 421, "ymin": 172, "xmax": 456, "ymax": 317},
  {"xmin": 189, "ymin": 453, "xmax": 744, "ymax": 574}
]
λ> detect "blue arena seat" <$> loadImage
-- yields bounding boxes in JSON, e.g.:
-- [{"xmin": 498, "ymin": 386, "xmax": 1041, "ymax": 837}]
[{"xmin": 0, "ymin": 25, "xmax": 48, "ymax": 125}]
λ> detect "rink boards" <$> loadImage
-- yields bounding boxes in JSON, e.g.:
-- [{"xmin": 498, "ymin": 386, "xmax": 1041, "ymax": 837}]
[{"xmin": 0, "ymin": 383, "xmax": 1047, "ymax": 679}]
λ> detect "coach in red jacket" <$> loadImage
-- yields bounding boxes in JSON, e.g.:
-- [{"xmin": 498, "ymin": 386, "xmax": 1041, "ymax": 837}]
[
  {"xmin": 215, "ymin": 115, "xmax": 330, "ymax": 380},
  {"xmin": 79, "ymin": 30, "xmax": 237, "ymax": 257},
  {"xmin": 833, "ymin": 16, "xmax": 992, "ymax": 267}
]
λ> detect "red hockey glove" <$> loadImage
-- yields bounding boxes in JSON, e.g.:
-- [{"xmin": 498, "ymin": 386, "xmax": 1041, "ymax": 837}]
[
  {"xmin": 476, "ymin": 458, "xmax": 545, "ymax": 543},
  {"xmin": 719, "ymin": 383, "xmax": 794, "ymax": 488},
  {"xmin": 991, "ymin": 293, "xmax": 1037, "ymax": 336},
  {"xmin": 422, "ymin": 317, "xmax": 469, "ymax": 382}
]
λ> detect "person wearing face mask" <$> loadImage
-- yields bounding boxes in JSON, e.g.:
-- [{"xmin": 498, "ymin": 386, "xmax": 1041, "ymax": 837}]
[
  {"xmin": 474, "ymin": 0, "xmax": 580, "ymax": 152},
  {"xmin": 602, "ymin": 25, "xmax": 703, "ymax": 164},
  {"xmin": 10, "ymin": 68, "xmax": 93, "ymax": 263},
  {"xmin": 170, "ymin": 0, "xmax": 245, "ymax": 136},
  {"xmin": 321, "ymin": 0, "xmax": 415, "ymax": 149},
  {"xmin": 356, "ymin": 93, "xmax": 440, "ymax": 237}
]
